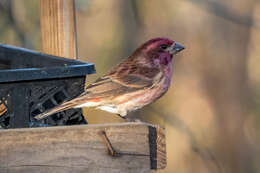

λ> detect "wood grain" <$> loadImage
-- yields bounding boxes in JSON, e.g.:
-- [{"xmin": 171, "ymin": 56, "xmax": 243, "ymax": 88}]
[
  {"xmin": 0, "ymin": 122, "xmax": 166, "ymax": 173},
  {"xmin": 40, "ymin": 0, "xmax": 78, "ymax": 59}
]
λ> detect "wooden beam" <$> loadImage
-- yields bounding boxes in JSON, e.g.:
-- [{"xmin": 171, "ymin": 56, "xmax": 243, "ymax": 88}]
[
  {"xmin": 0, "ymin": 122, "xmax": 166, "ymax": 173},
  {"xmin": 40, "ymin": 0, "xmax": 78, "ymax": 59}
]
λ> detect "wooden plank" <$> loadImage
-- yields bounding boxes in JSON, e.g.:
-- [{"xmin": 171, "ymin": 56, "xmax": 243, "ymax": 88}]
[
  {"xmin": 40, "ymin": 0, "xmax": 78, "ymax": 59},
  {"xmin": 0, "ymin": 122, "xmax": 166, "ymax": 173}
]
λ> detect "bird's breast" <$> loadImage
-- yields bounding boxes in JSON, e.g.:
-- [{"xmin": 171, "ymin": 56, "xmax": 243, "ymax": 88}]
[{"xmin": 115, "ymin": 75, "xmax": 172, "ymax": 115}]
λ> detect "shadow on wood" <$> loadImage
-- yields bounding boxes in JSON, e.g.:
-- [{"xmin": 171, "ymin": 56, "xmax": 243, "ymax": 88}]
[{"xmin": 0, "ymin": 122, "xmax": 166, "ymax": 173}]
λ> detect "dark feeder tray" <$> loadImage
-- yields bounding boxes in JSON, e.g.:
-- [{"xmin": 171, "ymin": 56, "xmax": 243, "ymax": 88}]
[{"xmin": 0, "ymin": 44, "xmax": 95, "ymax": 129}]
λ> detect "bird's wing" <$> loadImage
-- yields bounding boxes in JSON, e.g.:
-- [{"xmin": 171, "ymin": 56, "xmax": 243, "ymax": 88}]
[
  {"xmin": 84, "ymin": 60, "xmax": 162, "ymax": 98},
  {"xmin": 84, "ymin": 73, "xmax": 154, "ymax": 99}
]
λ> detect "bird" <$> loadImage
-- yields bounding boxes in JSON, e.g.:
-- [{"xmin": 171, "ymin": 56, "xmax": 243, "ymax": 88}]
[{"xmin": 34, "ymin": 37, "xmax": 184, "ymax": 121}]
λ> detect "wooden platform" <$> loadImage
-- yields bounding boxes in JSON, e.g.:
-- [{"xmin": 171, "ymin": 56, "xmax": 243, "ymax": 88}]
[{"xmin": 0, "ymin": 122, "xmax": 166, "ymax": 173}]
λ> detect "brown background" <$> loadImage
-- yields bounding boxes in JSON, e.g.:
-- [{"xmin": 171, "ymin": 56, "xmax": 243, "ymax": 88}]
[{"xmin": 0, "ymin": 0, "xmax": 260, "ymax": 172}]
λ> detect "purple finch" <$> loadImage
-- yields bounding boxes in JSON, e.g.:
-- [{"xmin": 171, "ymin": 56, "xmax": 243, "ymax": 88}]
[{"xmin": 35, "ymin": 37, "xmax": 184, "ymax": 120}]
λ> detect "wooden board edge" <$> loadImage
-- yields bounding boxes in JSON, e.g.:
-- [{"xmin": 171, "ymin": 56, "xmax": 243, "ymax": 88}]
[{"xmin": 149, "ymin": 125, "xmax": 166, "ymax": 170}]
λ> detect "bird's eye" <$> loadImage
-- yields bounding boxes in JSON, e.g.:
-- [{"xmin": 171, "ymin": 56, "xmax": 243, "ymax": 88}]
[{"xmin": 160, "ymin": 44, "xmax": 168, "ymax": 49}]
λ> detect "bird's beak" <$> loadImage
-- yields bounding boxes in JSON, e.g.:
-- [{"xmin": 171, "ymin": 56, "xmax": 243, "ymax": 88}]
[{"xmin": 168, "ymin": 42, "xmax": 185, "ymax": 55}]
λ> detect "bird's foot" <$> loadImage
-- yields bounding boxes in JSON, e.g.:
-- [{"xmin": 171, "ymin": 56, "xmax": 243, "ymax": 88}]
[
  {"xmin": 116, "ymin": 114, "xmax": 142, "ymax": 123},
  {"xmin": 98, "ymin": 130, "xmax": 121, "ymax": 157}
]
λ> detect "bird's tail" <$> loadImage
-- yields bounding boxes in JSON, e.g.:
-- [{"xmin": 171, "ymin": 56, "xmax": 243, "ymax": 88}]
[{"xmin": 34, "ymin": 96, "xmax": 90, "ymax": 120}]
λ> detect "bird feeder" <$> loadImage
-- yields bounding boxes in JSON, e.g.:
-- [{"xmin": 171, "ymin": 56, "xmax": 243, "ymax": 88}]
[{"xmin": 0, "ymin": 44, "xmax": 95, "ymax": 128}]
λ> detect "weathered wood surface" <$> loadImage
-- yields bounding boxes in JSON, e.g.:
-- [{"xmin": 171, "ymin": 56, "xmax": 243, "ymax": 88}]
[
  {"xmin": 40, "ymin": 0, "xmax": 78, "ymax": 59},
  {"xmin": 0, "ymin": 122, "xmax": 166, "ymax": 173}
]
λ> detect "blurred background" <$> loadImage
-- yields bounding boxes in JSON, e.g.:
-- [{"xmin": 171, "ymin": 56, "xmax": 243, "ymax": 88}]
[{"xmin": 0, "ymin": 0, "xmax": 260, "ymax": 172}]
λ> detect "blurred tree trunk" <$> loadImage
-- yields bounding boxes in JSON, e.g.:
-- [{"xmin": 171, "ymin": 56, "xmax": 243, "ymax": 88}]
[
  {"xmin": 0, "ymin": 1, "xmax": 25, "ymax": 46},
  {"xmin": 200, "ymin": 0, "xmax": 256, "ymax": 172},
  {"xmin": 118, "ymin": 0, "xmax": 140, "ymax": 56}
]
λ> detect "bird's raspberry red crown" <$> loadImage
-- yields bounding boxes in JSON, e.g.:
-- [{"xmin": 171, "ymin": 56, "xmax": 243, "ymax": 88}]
[{"xmin": 142, "ymin": 37, "xmax": 174, "ymax": 52}]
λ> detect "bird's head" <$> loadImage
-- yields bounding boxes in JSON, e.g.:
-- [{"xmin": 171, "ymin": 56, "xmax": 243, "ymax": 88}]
[{"xmin": 134, "ymin": 37, "xmax": 184, "ymax": 68}]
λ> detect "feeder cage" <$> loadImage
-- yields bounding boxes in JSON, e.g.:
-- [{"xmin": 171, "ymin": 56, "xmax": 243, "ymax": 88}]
[{"xmin": 0, "ymin": 44, "xmax": 95, "ymax": 129}]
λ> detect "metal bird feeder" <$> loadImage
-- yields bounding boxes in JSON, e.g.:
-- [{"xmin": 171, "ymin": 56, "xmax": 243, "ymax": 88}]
[{"xmin": 0, "ymin": 44, "xmax": 95, "ymax": 128}]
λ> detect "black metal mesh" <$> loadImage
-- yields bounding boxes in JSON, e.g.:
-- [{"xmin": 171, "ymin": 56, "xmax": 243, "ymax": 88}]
[{"xmin": 0, "ymin": 77, "xmax": 87, "ymax": 129}]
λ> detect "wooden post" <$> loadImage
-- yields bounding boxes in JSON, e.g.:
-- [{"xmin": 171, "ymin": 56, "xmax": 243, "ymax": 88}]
[
  {"xmin": 0, "ymin": 123, "xmax": 166, "ymax": 173},
  {"xmin": 40, "ymin": 0, "xmax": 78, "ymax": 59}
]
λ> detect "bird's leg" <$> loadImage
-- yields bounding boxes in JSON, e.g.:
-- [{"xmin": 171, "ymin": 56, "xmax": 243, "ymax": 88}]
[
  {"xmin": 116, "ymin": 114, "xmax": 127, "ymax": 121},
  {"xmin": 98, "ymin": 130, "xmax": 120, "ymax": 157},
  {"xmin": 116, "ymin": 114, "xmax": 142, "ymax": 122}
]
